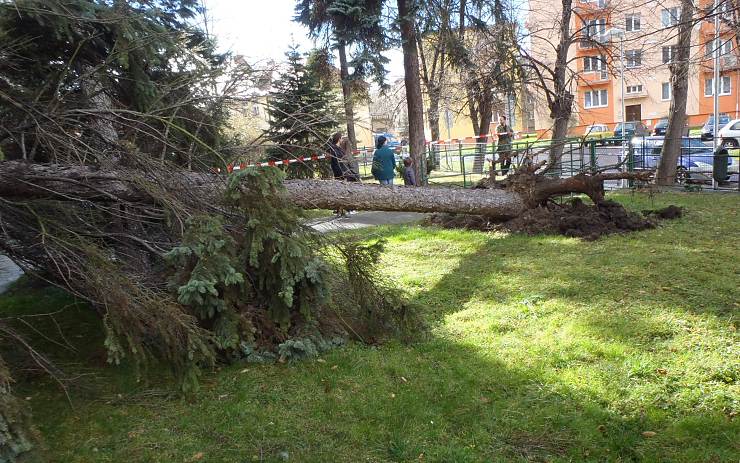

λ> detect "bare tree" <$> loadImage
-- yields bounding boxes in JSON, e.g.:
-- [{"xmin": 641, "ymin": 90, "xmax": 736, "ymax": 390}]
[
  {"xmin": 656, "ymin": 0, "xmax": 696, "ymax": 185},
  {"xmin": 417, "ymin": 0, "xmax": 454, "ymax": 142}
]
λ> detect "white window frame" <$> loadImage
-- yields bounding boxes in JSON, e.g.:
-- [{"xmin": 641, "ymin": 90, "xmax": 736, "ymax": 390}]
[
  {"xmin": 584, "ymin": 89, "xmax": 609, "ymax": 108},
  {"xmin": 661, "ymin": 7, "xmax": 681, "ymax": 27},
  {"xmin": 625, "ymin": 50, "xmax": 642, "ymax": 68},
  {"xmin": 585, "ymin": 18, "xmax": 606, "ymax": 38},
  {"xmin": 706, "ymin": 38, "xmax": 733, "ymax": 57},
  {"xmin": 661, "ymin": 82, "xmax": 672, "ymax": 101},
  {"xmin": 583, "ymin": 55, "xmax": 606, "ymax": 72},
  {"xmin": 626, "ymin": 84, "xmax": 643, "ymax": 94},
  {"xmin": 662, "ymin": 45, "xmax": 677, "ymax": 64},
  {"xmin": 705, "ymin": 76, "xmax": 732, "ymax": 96},
  {"xmin": 625, "ymin": 14, "xmax": 641, "ymax": 32}
]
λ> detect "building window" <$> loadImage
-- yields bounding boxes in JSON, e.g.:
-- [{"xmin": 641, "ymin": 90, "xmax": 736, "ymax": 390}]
[
  {"xmin": 706, "ymin": 38, "xmax": 733, "ymax": 57},
  {"xmin": 625, "ymin": 14, "xmax": 641, "ymax": 32},
  {"xmin": 662, "ymin": 45, "xmax": 678, "ymax": 64},
  {"xmin": 585, "ymin": 18, "xmax": 606, "ymax": 38},
  {"xmin": 705, "ymin": 76, "xmax": 732, "ymax": 96},
  {"xmin": 626, "ymin": 84, "xmax": 643, "ymax": 94},
  {"xmin": 661, "ymin": 82, "xmax": 672, "ymax": 100},
  {"xmin": 625, "ymin": 50, "xmax": 642, "ymax": 68},
  {"xmin": 584, "ymin": 89, "xmax": 608, "ymax": 108},
  {"xmin": 661, "ymin": 7, "xmax": 680, "ymax": 26},
  {"xmin": 252, "ymin": 104, "xmax": 260, "ymax": 116},
  {"xmin": 583, "ymin": 55, "xmax": 606, "ymax": 72}
]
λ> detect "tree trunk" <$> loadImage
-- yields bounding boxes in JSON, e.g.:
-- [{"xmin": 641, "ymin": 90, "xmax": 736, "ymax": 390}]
[
  {"xmin": 397, "ymin": 0, "xmax": 426, "ymax": 183},
  {"xmin": 0, "ymin": 162, "xmax": 652, "ymax": 218},
  {"xmin": 80, "ymin": 64, "xmax": 120, "ymax": 164},
  {"xmin": 547, "ymin": 0, "xmax": 575, "ymax": 168},
  {"xmin": 467, "ymin": 94, "xmax": 481, "ymax": 138},
  {"xmin": 337, "ymin": 40, "xmax": 357, "ymax": 151},
  {"xmin": 427, "ymin": 88, "xmax": 441, "ymax": 142},
  {"xmin": 656, "ymin": 0, "xmax": 694, "ymax": 186},
  {"xmin": 286, "ymin": 179, "xmax": 525, "ymax": 218}
]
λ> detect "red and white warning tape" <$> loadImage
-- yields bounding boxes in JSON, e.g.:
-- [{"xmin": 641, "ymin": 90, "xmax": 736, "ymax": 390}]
[
  {"xmin": 223, "ymin": 131, "xmax": 516, "ymax": 171},
  {"xmin": 226, "ymin": 154, "xmax": 327, "ymax": 173}
]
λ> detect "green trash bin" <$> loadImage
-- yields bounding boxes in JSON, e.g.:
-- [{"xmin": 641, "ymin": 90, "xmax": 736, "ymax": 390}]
[{"xmin": 713, "ymin": 147, "xmax": 729, "ymax": 183}]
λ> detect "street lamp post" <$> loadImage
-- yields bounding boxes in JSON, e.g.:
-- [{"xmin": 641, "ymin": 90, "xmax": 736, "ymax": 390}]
[
  {"xmin": 599, "ymin": 28, "xmax": 626, "ymax": 185},
  {"xmin": 712, "ymin": 0, "xmax": 722, "ymax": 188}
]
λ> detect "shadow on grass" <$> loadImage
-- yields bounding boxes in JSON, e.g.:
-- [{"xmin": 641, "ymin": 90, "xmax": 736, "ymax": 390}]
[{"xmin": 5, "ymin": 191, "xmax": 739, "ymax": 462}]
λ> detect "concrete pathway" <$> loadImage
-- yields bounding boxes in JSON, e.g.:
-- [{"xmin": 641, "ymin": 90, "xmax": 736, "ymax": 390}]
[
  {"xmin": 0, "ymin": 255, "xmax": 23, "ymax": 294},
  {"xmin": 307, "ymin": 211, "xmax": 429, "ymax": 233}
]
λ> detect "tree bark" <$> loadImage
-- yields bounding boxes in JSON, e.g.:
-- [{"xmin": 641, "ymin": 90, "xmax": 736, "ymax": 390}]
[
  {"xmin": 397, "ymin": 0, "xmax": 426, "ymax": 183},
  {"xmin": 80, "ymin": 64, "xmax": 120, "ymax": 164},
  {"xmin": 427, "ymin": 89, "xmax": 441, "ymax": 141},
  {"xmin": 286, "ymin": 179, "xmax": 526, "ymax": 219},
  {"xmin": 0, "ymin": 161, "xmax": 652, "ymax": 218},
  {"xmin": 656, "ymin": 0, "xmax": 694, "ymax": 186},
  {"xmin": 337, "ymin": 40, "xmax": 357, "ymax": 151},
  {"xmin": 548, "ymin": 0, "xmax": 575, "ymax": 168}
]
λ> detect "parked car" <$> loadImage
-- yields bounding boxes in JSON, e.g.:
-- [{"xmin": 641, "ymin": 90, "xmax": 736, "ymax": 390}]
[
  {"xmin": 583, "ymin": 123, "xmax": 612, "ymax": 145},
  {"xmin": 613, "ymin": 121, "xmax": 649, "ymax": 144},
  {"xmin": 700, "ymin": 113, "xmax": 731, "ymax": 141},
  {"xmin": 630, "ymin": 136, "xmax": 737, "ymax": 183},
  {"xmin": 718, "ymin": 119, "xmax": 740, "ymax": 147},
  {"xmin": 373, "ymin": 132, "xmax": 401, "ymax": 149},
  {"xmin": 653, "ymin": 119, "xmax": 669, "ymax": 136}
]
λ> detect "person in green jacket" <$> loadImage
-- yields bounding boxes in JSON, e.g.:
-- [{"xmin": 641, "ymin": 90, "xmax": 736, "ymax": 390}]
[{"xmin": 371, "ymin": 136, "xmax": 396, "ymax": 185}]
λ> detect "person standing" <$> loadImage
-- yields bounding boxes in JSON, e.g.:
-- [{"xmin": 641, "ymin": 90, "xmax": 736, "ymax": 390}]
[
  {"xmin": 338, "ymin": 136, "xmax": 360, "ymax": 182},
  {"xmin": 327, "ymin": 132, "xmax": 345, "ymax": 180},
  {"xmin": 495, "ymin": 115, "xmax": 514, "ymax": 176},
  {"xmin": 402, "ymin": 157, "xmax": 417, "ymax": 186},
  {"xmin": 371, "ymin": 136, "xmax": 396, "ymax": 185}
]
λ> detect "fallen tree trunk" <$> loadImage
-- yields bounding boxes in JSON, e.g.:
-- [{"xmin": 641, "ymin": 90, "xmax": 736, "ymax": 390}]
[
  {"xmin": 0, "ymin": 162, "xmax": 652, "ymax": 219},
  {"xmin": 285, "ymin": 180, "xmax": 526, "ymax": 219}
]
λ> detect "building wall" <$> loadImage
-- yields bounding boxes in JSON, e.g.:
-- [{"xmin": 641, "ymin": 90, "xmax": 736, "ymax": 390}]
[
  {"xmin": 527, "ymin": 0, "xmax": 739, "ymax": 135},
  {"xmin": 354, "ymin": 102, "xmax": 375, "ymax": 148}
]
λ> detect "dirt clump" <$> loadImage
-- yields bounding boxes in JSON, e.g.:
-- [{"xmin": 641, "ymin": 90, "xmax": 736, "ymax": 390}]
[
  {"xmin": 642, "ymin": 205, "xmax": 683, "ymax": 220},
  {"xmin": 428, "ymin": 199, "xmax": 682, "ymax": 241}
]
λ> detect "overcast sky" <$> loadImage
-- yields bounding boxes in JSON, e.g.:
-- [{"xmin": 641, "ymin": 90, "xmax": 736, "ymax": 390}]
[{"xmin": 204, "ymin": 0, "xmax": 406, "ymax": 79}]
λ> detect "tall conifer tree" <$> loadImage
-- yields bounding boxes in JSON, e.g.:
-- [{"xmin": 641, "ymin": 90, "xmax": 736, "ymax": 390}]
[{"xmin": 266, "ymin": 46, "xmax": 341, "ymax": 178}]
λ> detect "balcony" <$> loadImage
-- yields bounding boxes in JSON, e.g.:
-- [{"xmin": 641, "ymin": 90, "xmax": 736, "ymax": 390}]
[
  {"xmin": 624, "ymin": 90, "xmax": 647, "ymax": 99},
  {"xmin": 578, "ymin": 38, "xmax": 598, "ymax": 49},
  {"xmin": 575, "ymin": 0, "xmax": 610, "ymax": 11},
  {"xmin": 720, "ymin": 54, "xmax": 740, "ymax": 71},
  {"xmin": 578, "ymin": 70, "xmax": 610, "ymax": 85}
]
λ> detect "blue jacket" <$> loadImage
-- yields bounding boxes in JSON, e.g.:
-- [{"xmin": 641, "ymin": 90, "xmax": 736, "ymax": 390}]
[{"xmin": 372, "ymin": 146, "xmax": 396, "ymax": 181}]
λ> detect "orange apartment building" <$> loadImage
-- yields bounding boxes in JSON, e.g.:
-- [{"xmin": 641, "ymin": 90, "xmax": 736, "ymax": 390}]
[{"xmin": 527, "ymin": 0, "xmax": 739, "ymax": 135}]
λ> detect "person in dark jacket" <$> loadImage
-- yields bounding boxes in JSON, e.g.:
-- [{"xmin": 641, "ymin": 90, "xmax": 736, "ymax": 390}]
[
  {"xmin": 402, "ymin": 157, "xmax": 417, "ymax": 186},
  {"xmin": 371, "ymin": 136, "xmax": 396, "ymax": 185},
  {"xmin": 495, "ymin": 115, "xmax": 514, "ymax": 176},
  {"xmin": 327, "ymin": 132, "xmax": 345, "ymax": 180}
]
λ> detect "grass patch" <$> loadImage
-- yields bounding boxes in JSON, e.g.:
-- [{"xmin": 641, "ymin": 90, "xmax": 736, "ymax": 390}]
[{"xmin": 3, "ymin": 192, "xmax": 739, "ymax": 462}]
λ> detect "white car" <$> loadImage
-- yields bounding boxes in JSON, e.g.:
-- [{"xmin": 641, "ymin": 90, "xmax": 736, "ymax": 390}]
[{"xmin": 718, "ymin": 119, "xmax": 740, "ymax": 147}]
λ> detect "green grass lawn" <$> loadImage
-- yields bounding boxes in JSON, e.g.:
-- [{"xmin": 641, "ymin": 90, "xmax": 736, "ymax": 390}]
[{"xmin": 3, "ymin": 192, "xmax": 739, "ymax": 462}]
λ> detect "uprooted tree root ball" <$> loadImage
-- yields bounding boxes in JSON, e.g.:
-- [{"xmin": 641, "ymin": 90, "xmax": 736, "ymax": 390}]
[{"xmin": 428, "ymin": 199, "xmax": 683, "ymax": 241}]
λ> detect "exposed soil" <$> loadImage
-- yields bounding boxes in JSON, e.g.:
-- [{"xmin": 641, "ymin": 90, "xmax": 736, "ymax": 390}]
[{"xmin": 428, "ymin": 199, "xmax": 683, "ymax": 241}]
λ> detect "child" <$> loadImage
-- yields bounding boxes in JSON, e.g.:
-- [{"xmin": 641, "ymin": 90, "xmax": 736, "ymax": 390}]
[{"xmin": 403, "ymin": 157, "xmax": 417, "ymax": 186}]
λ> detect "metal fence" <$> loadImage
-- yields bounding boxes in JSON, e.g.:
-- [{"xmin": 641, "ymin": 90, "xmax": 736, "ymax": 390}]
[{"xmin": 352, "ymin": 137, "xmax": 740, "ymax": 191}]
